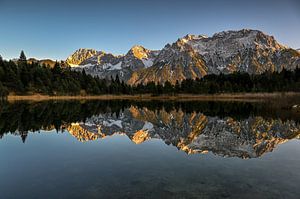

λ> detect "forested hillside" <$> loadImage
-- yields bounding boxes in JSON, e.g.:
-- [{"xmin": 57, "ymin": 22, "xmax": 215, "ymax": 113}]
[{"xmin": 0, "ymin": 52, "xmax": 299, "ymax": 99}]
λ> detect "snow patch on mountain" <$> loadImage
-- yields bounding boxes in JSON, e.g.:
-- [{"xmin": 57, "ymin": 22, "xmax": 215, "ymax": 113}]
[
  {"xmin": 108, "ymin": 62, "xmax": 122, "ymax": 70},
  {"xmin": 103, "ymin": 119, "xmax": 123, "ymax": 128},
  {"xmin": 142, "ymin": 58, "xmax": 154, "ymax": 68},
  {"xmin": 68, "ymin": 63, "xmax": 79, "ymax": 67},
  {"xmin": 67, "ymin": 29, "xmax": 300, "ymax": 85},
  {"xmin": 142, "ymin": 122, "xmax": 154, "ymax": 131},
  {"xmin": 78, "ymin": 63, "xmax": 94, "ymax": 68},
  {"xmin": 101, "ymin": 62, "xmax": 122, "ymax": 70}
]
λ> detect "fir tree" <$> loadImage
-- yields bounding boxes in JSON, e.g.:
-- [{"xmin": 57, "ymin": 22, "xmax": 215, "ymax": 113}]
[
  {"xmin": 0, "ymin": 54, "xmax": 3, "ymax": 66},
  {"xmin": 19, "ymin": 50, "xmax": 27, "ymax": 61}
]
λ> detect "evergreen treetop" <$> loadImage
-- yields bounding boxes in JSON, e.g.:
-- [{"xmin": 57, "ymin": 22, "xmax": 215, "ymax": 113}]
[{"xmin": 19, "ymin": 50, "xmax": 27, "ymax": 61}]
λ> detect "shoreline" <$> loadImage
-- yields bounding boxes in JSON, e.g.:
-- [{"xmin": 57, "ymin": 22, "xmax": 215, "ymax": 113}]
[{"xmin": 5, "ymin": 92, "xmax": 300, "ymax": 102}]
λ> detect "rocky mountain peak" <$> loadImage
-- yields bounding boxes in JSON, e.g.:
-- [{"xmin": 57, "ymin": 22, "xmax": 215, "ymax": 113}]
[
  {"xmin": 67, "ymin": 45, "xmax": 161, "ymax": 82},
  {"xmin": 66, "ymin": 48, "xmax": 103, "ymax": 66},
  {"xmin": 212, "ymin": 29, "xmax": 256, "ymax": 37},
  {"xmin": 63, "ymin": 106, "xmax": 300, "ymax": 158},
  {"xmin": 128, "ymin": 29, "xmax": 300, "ymax": 85},
  {"xmin": 127, "ymin": 45, "xmax": 150, "ymax": 60},
  {"xmin": 181, "ymin": 34, "xmax": 208, "ymax": 43},
  {"xmin": 128, "ymin": 39, "xmax": 207, "ymax": 85},
  {"xmin": 66, "ymin": 29, "xmax": 300, "ymax": 85},
  {"xmin": 210, "ymin": 29, "xmax": 285, "ymax": 50}
]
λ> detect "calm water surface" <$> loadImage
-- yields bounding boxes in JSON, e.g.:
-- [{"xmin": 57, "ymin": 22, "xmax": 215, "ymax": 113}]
[{"xmin": 0, "ymin": 99, "xmax": 300, "ymax": 199}]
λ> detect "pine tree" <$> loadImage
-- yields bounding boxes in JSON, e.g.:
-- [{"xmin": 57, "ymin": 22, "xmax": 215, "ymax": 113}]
[
  {"xmin": 19, "ymin": 50, "xmax": 27, "ymax": 61},
  {"xmin": 115, "ymin": 74, "xmax": 120, "ymax": 84},
  {"xmin": 0, "ymin": 54, "xmax": 3, "ymax": 66},
  {"xmin": 175, "ymin": 80, "xmax": 181, "ymax": 93},
  {"xmin": 82, "ymin": 69, "xmax": 86, "ymax": 76}
]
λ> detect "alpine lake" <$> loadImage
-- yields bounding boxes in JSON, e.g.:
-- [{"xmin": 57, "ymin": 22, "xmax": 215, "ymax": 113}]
[{"xmin": 1, "ymin": 97, "xmax": 300, "ymax": 199}]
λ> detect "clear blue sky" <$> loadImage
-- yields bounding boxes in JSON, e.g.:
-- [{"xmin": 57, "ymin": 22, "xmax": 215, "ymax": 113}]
[{"xmin": 0, "ymin": 0, "xmax": 299, "ymax": 60}]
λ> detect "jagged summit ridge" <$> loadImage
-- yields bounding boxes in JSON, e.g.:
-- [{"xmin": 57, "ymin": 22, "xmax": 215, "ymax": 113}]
[
  {"xmin": 65, "ymin": 106, "xmax": 300, "ymax": 158},
  {"xmin": 67, "ymin": 45, "xmax": 160, "ymax": 81},
  {"xmin": 66, "ymin": 29, "xmax": 300, "ymax": 84},
  {"xmin": 127, "ymin": 45, "xmax": 150, "ymax": 59},
  {"xmin": 128, "ymin": 29, "xmax": 300, "ymax": 85},
  {"xmin": 66, "ymin": 48, "xmax": 103, "ymax": 66}
]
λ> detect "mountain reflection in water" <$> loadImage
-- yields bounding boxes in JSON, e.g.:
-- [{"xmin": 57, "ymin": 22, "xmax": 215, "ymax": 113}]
[{"xmin": 1, "ymin": 100, "xmax": 299, "ymax": 159}]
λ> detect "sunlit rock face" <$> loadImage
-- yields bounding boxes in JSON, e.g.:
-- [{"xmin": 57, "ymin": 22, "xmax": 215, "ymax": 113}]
[
  {"xmin": 132, "ymin": 130, "xmax": 150, "ymax": 144},
  {"xmin": 66, "ymin": 29, "xmax": 300, "ymax": 85},
  {"xmin": 66, "ymin": 46, "xmax": 159, "ymax": 81},
  {"xmin": 66, "ymin": 48, "xmax": 102, "ymax": 66},
  {"xmin": 129, "ymin": 29, "xmax": 300, "ymax": 85},
  {"xmin": 127, "ymin": 41, "xmax": 208, "ymax": 85},
  {"xmin": 123, "ymin": 45, "xmax": 159, "ymax": 71},
  {"xmin": 67, "ymin": 122, "xmax": 102, "ymax": 142},
  {"xmin": 66, "ymin": 107, "xmax": 300, "ymax": 158},
  {"xmin": 179, "ymin": 117, "xmax": 299, "ymax": 158}
]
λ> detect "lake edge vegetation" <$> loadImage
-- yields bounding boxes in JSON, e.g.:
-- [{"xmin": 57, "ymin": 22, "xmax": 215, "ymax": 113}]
[{"xmin": 0, "ymin": 52, "xmax": 300, "ymax": 99}]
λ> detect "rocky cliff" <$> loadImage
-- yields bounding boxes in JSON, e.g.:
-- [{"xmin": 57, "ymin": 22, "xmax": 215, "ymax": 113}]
[
  {"xmin": 129, "ymin": 29, "xmax": 300, "ymax": 85},
  {"xmin": 66, "ymin": 106, "xmax": 300, "ymax": 158},
  {"xmin": 66, "ymin": 29, "xmax": 300, "ymax": 85}
]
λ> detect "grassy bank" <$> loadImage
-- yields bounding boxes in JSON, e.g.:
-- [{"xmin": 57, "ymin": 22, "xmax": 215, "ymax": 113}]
[{"xmin": 6, "ymin": 92, "xmax": 300, "ymax": 102}]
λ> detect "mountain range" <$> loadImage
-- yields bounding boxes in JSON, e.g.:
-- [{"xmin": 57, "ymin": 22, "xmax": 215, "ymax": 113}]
[
  {"xmin": 4, "ymin": 29, "xmax": 298, "ymax": 85},
  {"xmin": 65, "ymin": 29, "xmax": 300, "ymax": 85},
  {"xmin": 66, "ymin": 46, "xmax": 159, "ymax": 81},
  {"xmin": 48, "ymin": 106, "xmax": 300, "ymax": 158},
  {"xmin": 5, "ymin": 104, "xmax": 299, "ymax": 158}
]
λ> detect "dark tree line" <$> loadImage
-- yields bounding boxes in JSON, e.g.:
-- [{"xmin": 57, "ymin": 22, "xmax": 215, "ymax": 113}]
[
  {"xmin": 0, "ymin": 51, "xmax": 300, "ymax": 98},
  {"xmin": 0, "ymin": 58, "xmax": 127, "ymax": 97},
  {"xmin": 132, "ymin": 68, "xmax": 300, "ymax": 95},
  {"xmin": 1, "ymin": 99, "xmax": 299, "ymax": 142}
]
